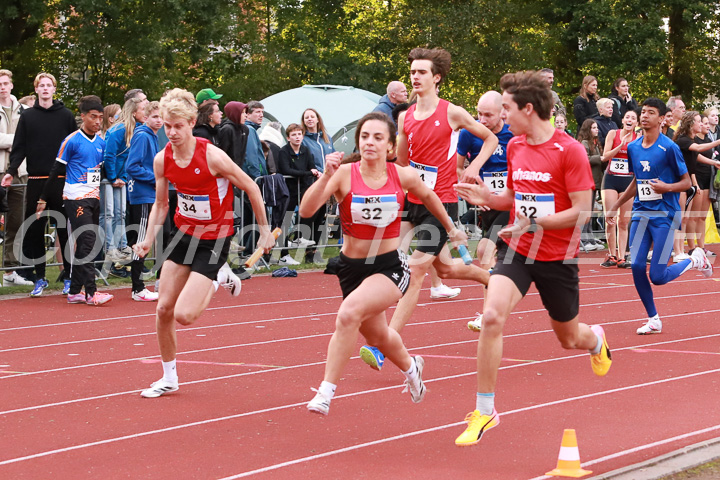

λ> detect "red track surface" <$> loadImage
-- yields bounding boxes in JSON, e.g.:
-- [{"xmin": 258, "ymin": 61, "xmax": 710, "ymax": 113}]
[{"xmin": 1, "ymin": 252, "xmax": 719, "ymax": 479}]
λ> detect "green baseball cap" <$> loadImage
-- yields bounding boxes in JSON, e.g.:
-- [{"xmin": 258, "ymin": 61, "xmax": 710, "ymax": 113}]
[{"xmin": 196, "ymin": 88, "xmax": 223, "ymax": 104}]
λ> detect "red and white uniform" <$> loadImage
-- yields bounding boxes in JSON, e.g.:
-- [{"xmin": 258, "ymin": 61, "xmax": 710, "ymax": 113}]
[
  {"xmin": 164, "ymin": 137, "xmax": 233, "ymax": 240},
  {"xmin": 339, "ymin": 162, "xmax": 404, "ymax": 239},
  {"xmin": 605, "ymin": 129, "xmax": 637, "ymax": 176},
  {"xmin": 505, "ymin": 129, "xmax": 594, "ymax": 261},
  {"xmin": 404, "ymin": 99, "xmax": 459, "ymax": 204}
]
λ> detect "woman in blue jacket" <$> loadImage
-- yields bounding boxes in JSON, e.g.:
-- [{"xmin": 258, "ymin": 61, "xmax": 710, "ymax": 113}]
[{"xmin": 300, "ymin": 108, "xmax": 335, "ymax": 262}]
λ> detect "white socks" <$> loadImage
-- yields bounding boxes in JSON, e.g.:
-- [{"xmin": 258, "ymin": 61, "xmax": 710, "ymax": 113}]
[
  {"xmin": 162, "ymin": 359, "xmax": 178, "ymax": 383},
  {"xmin": 318, "ymin": 381, "xmax": 336, "ymax": 400},
  {"xmin": 476, "ymin": 392, "xmax": 495, "ymax": 415},
  {"xmin": 403, "ymin": 357, "xmax": 419, "ymax": 381}
]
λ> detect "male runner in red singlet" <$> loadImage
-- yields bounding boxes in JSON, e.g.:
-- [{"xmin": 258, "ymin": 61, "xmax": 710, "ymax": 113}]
[
  {"xmin": 359, "ymin": 48, "xmax": 499, "ymax": 371},
  {"xmin": 454, "ymin": 71, "xmax": 612, "ymax": 446},
  {"xmin": 133, "ymin": 89, "xmax": 275, "ymax": 398}
]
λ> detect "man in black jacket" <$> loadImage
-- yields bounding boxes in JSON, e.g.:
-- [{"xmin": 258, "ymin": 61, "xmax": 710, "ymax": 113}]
[{"xmin": 1, "ymin": 72, "xmax": 77, "ymax": 296}]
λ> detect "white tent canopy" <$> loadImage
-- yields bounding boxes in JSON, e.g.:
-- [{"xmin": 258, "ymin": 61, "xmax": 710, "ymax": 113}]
[{"xmin": 260, "ymin": 84, "xmax": 382, "ymax": 154}]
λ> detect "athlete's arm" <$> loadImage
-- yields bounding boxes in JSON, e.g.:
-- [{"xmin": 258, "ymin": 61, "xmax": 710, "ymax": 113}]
[
  {"xmin": 601, "ymin": 129, "xmax": 632, "ymax": 163},
  {"xmin": 498, "ymin": 189, "xmax": 593, "ymax": 237},
  {"xmin": 399, "ymin": 166, "xmax": 467, "ymax": 248},
  {"xmin": 606, "ymin": 178, "xmax": 637, "ymax": 226},
  {"xmin": 395, "ymin": 111, "xmax": 409, "ymax": 167},
  {"xmin": 449, "ymin": 105, "xmax": 498, "ymax": 183},
  {"xmin": 454, "ymin": 178, "xmax": 514, "ymax": 211},
  {"xmin": 133, "ymin": 150, "xmax": 170, "ymax": 258},
  {"xmin": 649, "ymin": 172, "xmax": 690, "ymax": 194},
  {"xmin": 207, "ymin": 144, "xmax": 274, "ymax": 251},
  {"xmin": 299, "ymin": 152, "xmax": 347, "ymax": 218}
]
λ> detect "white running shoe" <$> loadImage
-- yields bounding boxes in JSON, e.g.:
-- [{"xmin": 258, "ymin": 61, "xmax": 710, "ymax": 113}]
[
  {"xmin": 289, "ymin": 237, "xmax": 316, "ymax": 248},
  {"xmin": 637, "ymin": 317, "xmax": 662, "ymax": 335},
  {"xmin": 132, "ymin": 288, "xmax": 159, "ymax": 302},
  {"xmin": 402, "ymin": 356, "xmax": 426, "ymax": 403},
  {"xmin": 467, "ymin": 313, "xmax": 483, "ymax": 332},
  {"xmin": 279, "ymin": 254, "xmax": 301, "ymax": 266},
  {"xmin": 217, "ymin": 263, "xmax": 241, "ymax": 296},
  {"xmin": 691, "ymin": 248, "xmax": 713, "ymax": 278},
  {"xmin": 430, "ymin": 284, "xmax": 461, "ymax": 299},
  {"xmin": 307, "ymin": 388, "xmax": 331, "ymax": 415},
  {"xmin": 3, "ymin": 271, "xmax": 34, "ymax": 287},
  {"xmin": 141, "ymin": 378, "xmax": 179, "ymax": 398}
]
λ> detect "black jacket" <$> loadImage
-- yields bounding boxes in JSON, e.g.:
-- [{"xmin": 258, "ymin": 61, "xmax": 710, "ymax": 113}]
[
  {"xmin": 217, "ymin": 118, "xmax": 248, "ymax": 169},
  {"xmin": 609, "ymin": 94, "xmax": 639, "ymax": 128},
  {"xmin": 590, "ymin": 114, "xmax": 617, "ymax": 148},
  {"xmin": 193, "ymin": 124, "xmax": 220, "ymax": 147},
  {"xmin": 573, "ymin": 96, "xmax": 598, "ymax": 131},
  {"xmin": 7, "ymin": 100, "xmax": 77, "ymax": 177},
  {"xmin": 278, "ymin": 143, "xmax": 315, "ymax": 201}
]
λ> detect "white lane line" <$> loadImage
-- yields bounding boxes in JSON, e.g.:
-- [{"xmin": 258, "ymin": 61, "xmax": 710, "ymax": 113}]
[
  {"xmin": 2, "ymin": 328, "xmax": 719, "ymax": 418},
  {"xmin": 2, "ymin": 364, "xmax": 714, "ymax": 471},
  {"xmin": 2, "ymin": 289, "xmax": 717, "ymax": 355},
  {"xmin": 0, "ymin": 276, "xmax": 707, "ymax": 333}
]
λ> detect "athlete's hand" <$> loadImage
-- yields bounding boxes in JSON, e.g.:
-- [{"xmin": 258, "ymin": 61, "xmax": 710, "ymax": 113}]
[
  {"xmin": 498, "ymin": 212, "xmax": 531, "ymax": 238},
  {"xmin": 459, "ymin": 164, "xmax": 481, "ymax": 184},
  {"xmin": 35, "ymin": 201, "xmax": 47, "ymax": 219},
  {"xmin": 605, "ymin": 207, "xmax": 618, "ymax": 226},
  {"xmin": 620, "ymin": 131, "xmax": 633, "ymax": 147},
  {"xmin": 133, "ymin": 240, "xmax": 151, "ymax": 258},
  {"xmin": 454, "ymin": 178, "xmax": 490, "ymax": 206},
  {"xmin": 447, "ymin": 227, "xmax": 468, "ymax": 250},
  {"xmin": 257, "ymin": 228, "xmax": 276, "ymax": 253},
  {"xmin": 323, "ymin": 152, "xmax": 343, "ymax": 177},
  {"xmin": 1, "ymin": 174, "xmax": 12, "ymax": 187},
  {"xmin": 649, "ymin": 179, "xmax": 671, "ymax": 194}
]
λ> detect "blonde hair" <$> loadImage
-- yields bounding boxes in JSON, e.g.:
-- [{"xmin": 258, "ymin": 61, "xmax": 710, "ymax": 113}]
[
  {"xmin": 120, "ymin": 97, "xmax": 144, "ymax": 147},
  {"xmin": 145, "ymin": 101, "xmax": 160, "ymax": 117},
  {"xmin": 596, "ymin": 98, "xmax": 613, "ymax": 110},
  {"xmin": 102, "ymin": 104, "xmax": 121, "ymax": 134},
  {"xmin": 0, "ymin": 69, "xmax": 12, "ymax": 79},
  {"xmin": 160, "ymin": 88, "xmax": 197, "ymax": 123},
  {"xmin": 33, "ymin": 72, "xmax": 57, "ymax": 88}
]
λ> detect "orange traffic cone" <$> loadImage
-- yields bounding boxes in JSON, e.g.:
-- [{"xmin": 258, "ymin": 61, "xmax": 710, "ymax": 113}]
[{"xmin": 545, "ymin": 429, "xmax": 592, "ymax": 478}]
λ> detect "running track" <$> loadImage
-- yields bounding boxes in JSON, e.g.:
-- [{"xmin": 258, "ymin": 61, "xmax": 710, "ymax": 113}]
[{"xmin": 1, "ymin": 252, "xmax": 719, "ymax": 479}]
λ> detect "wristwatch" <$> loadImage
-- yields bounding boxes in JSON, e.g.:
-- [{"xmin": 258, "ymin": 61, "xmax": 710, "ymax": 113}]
[{"xmin": 527, "ymin": 217, "xmax": 538, "ymax": 234}]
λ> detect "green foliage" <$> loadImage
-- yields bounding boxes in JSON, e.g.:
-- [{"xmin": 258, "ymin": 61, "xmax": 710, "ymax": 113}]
[{"xmin": 0, "ymin": 0, "xmax": 717, "ymax": 117}]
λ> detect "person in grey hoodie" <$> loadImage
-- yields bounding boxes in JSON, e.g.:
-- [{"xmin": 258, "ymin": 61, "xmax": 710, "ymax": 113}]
[{"xmin": 372, "ymin": 81, "xmax": 408, "ymax": 126}]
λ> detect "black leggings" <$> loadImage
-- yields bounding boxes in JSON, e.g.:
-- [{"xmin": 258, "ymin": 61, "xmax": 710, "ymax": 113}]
[
  {"xmin": 22, "ymin": 178, "xmax": 71, "ymax": 280},
  {"xmin": 65, "ymin": 198, "xmax": 101, "ymax": 296}
]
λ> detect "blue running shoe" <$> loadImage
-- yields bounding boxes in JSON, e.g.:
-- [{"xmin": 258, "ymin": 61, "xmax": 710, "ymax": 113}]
[
  {"xmin": 62, "ymin": 279, "xmax": 71, "ymax": 295},
  {"xmin": 30, "ymin": 279, "xmax": 48, "ymax": 297},
  {"xmin": 359, "ymin": 345, "xmax": 385, "ymax": 371}
]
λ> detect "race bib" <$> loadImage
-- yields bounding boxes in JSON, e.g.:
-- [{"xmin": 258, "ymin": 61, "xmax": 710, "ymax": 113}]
[
  {"xmin": 482, "ymin": 171, "xmax": 508, "ymax": 194},
  {"xmin": 87, "ymin": 168, "xmax": 101, "ymax": 187},
  {"xmin": 350, "ymin": 194, "xmax": 400, "ymax": 228},
  {"xmin": 609, "ymin": 158, "xmax": 630, "ymax": 175},
  {"xmin": 637, "ymin": 179, "xmax": 662, "ymax": 201},
  {"xmin": 177, "ymin": 192, "xmax": 212, "ymax": 220},
  {"xmin": 410, "ymin": 161, "xmax": 438, "ymax": 190},
  {"xmin": 514, "ymin": 192, "xmax": 555, "ymax": 219}
]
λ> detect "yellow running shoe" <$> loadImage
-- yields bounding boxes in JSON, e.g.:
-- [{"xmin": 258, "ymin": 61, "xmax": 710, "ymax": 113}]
[
  {"xmin": 590, "ymin": 325, "xmax": 612, "ymax": 376},
  {"xmin": 455, "ymin": 409, "xmax": 499, "ymax": 446}
]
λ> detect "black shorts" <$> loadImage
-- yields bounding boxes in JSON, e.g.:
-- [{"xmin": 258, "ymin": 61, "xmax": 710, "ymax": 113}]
[
  {"xmin": 492, "ymin": 242, "xmax": 580, "ymax": 322},
  {"xmin": 337, "ymin": 249, "xmax": 410, "ymax": 298},
  {"xmin": 696, "ymin": 170, "xmax": 712, "ymax": 191},
  {"xmin": 405, "ymin": 202, "xmax": 458, "ymax": 255},
  {"xmin": 481, "ymin": 209, "xmax": 510, "ymax": 241},
  {"xmin": 165, "ymin": 231, "xmax": 231, "ymax": 280},
  {"xmin": 602, "ymin": 174, "xmax": 633, "ymax": 193}
]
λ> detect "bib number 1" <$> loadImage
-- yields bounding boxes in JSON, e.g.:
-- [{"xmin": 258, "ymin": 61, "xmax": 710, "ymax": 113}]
[{"xmin": 410, "ymin": 161, "xmax": 438, "ymax": 190}]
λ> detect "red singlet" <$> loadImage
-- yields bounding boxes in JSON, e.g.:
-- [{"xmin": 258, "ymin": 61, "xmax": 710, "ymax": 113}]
[
  {"xmin": 404, "ymin": 99, "xmax": 459, "ymax": 204},
  {"xmin": 164, "ymin": 137, "xmax": 234, "ymax": 240},
  {"xmin": 339, "ymin": 162, "xmax": 405, "ymax": 240},
  {"xmin": 605, "ymin": 129, "xmax": 637, "ymax": 177},
  {"xmin": 505, "ymin": 130, "xmax": 595, "ymax": 261}
]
